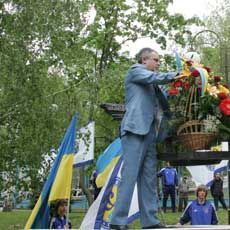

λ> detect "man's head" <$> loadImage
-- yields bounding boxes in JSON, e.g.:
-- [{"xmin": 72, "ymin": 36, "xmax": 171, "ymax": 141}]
[
  {"xmin": 214, "ymin": 172, "xmax": 220, "ymax": 179},
  {"xmin": 196, "ymin": 185, "xmax": 208, "ymax": 200},
  {"xmin": 136, "ymin": 48, "xmax": 160, "ymax": 71},
  {"xmin": 183, "ymin": 176, "xmax": 187, "ymax": 181},
  {"xmin": 56, "ymin": 199, "xmax": 68, "ymax": 217},
  {"xmin": 166, "ymin": 161, "xmax": 171, "ymax": 167}
]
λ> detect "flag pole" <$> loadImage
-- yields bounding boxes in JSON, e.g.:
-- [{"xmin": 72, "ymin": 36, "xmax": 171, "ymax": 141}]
[
  {"xmin": 66, "ymin": 199, "xmax": 70, "ymax": 227},
  {"xmin": 66, "ymin": 155, "xmax": 75, "ymax": 228},
  {"xmin": 66, "ymin": 188, "xmax": 71, "ymax": 228}
]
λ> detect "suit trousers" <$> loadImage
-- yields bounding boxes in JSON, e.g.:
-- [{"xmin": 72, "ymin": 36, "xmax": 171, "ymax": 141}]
[{"xmin": 110, "ymin": 123, "xmax": 160, "ymax": 227}]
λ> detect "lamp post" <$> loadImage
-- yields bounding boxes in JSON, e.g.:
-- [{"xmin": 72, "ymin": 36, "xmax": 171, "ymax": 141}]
[{"xmin": 190, "ymin": 29, "xmax": 230, "ymax": 83}]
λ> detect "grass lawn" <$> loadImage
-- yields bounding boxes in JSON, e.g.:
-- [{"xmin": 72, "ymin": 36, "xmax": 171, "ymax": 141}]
[{"xmin": 0, "ymin": 209, "xmax": 228, "ymax": 229}]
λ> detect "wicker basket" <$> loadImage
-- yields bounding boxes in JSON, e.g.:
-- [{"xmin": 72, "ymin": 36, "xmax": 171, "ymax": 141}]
[{"xmin": 177, "ymin": 120, "xmax": 216, "ymax": 151}]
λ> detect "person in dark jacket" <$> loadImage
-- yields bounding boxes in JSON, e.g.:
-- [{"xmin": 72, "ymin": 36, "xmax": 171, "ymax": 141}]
[
  {"xmin": 157, "ymin": 162, "xmax": 178, "ymax": 213},
  {"xmin": 210, "ymin": 172, "xmax": 227, "ymax": 211},
  {"xmin": 90, "ymin": 170, "xmax": 102, "ymax": 200},
  {"xmin": 179, "ymin": 185, "xmax": 218, "ymax": 225}
]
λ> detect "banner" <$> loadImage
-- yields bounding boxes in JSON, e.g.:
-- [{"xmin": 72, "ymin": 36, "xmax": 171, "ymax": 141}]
[
  {"xmin": 186, "ymin": 160, "xmax": 228, "ymax": 187},
  {"xmin": 74, "ymin": 121, "xmax": 95, "ymax": 167}
]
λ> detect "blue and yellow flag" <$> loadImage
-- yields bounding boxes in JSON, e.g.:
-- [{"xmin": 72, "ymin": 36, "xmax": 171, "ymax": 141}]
[
  {"xmin": 81, "ymin": 139, "xmax": 139, "ymax": 229},
  {"xmin": 25, "ymin": 113, "xmax": 78, "ymax": 229},
  {"xmin": 95, "ymin": 138, "xmax": 122, "ymax": 188}
]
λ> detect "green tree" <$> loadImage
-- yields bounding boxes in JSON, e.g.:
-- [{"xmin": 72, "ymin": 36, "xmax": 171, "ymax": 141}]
[
  {"xmin": 196, "ymin": 0, "xmax": 230, "ymax": 81},
  {"xmin": 0, "ymin": 0, "xmax": 199, "ymax": 203}
]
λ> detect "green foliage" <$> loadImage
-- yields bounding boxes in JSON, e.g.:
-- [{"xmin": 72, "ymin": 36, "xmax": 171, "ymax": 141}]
[
  {"xmin": 198, "ymin": 94, "xmax": 221, "ymax": 118},
  {"xmin": 0, "ymin": 0, "xmax": 198, "ymax": 196},
  {"xmin": 198, "ymin": 0, "xmax": 230, "ymax": 79}
]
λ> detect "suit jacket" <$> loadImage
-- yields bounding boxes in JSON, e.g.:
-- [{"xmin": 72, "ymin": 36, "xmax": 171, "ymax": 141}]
[{"xmin": 120, "ymin": 64, "xmax": 176, "ymax": 140}]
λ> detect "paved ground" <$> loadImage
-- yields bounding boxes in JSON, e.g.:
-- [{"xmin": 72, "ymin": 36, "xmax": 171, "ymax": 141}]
[{"xmin": 166, "ymin": 226, "xmax": 230, "ymax": 230}]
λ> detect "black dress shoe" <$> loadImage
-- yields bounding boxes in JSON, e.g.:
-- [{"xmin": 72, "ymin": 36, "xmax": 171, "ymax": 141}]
[
  {"xmin": 142, "ymin": 223, "xmax": 166, "ymax": 229},
  {"xmin": 110, "ymin": 224, "xmax": 128, "ymax": 230}
]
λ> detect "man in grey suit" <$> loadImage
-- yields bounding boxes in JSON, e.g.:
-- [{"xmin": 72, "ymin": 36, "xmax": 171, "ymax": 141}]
[{"xmin": 110, "ymin": 48, "xmax": 180, "ymax": 230}]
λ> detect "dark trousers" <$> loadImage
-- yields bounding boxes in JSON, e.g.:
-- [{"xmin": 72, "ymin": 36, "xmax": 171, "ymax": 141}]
[
  {"xmin": 213, "ymin": 196, "xmax": 227, "ymax": 210},
  {"xmin": 178, "ymin": 196, "xmax": 188, "ymax": 212},
  {"xmin": 162, "ymin": 185, "xmax": 176, "ymax": 212}
]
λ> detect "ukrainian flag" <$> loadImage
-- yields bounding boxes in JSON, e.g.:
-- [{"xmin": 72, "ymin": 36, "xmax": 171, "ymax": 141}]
[
  {"xmin": 95, "ymin": 138, "xmax": 122, "ymax": 188},
  {"xmin": 25, "ymin": 113, "xmax": 78, "ymax": 229}
]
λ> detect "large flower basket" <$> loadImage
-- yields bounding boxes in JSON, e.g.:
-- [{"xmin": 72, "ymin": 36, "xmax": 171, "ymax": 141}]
[
  {"xmin": 170, "ymin": 52, "xmax": 230, "ymax": 151},
  {"xmin": 177, "ymin": 120, "xmax": 216, "ymax": 151}
]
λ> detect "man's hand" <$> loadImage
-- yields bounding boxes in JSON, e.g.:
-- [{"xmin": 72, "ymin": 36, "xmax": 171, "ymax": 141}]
[{"xmin": 174, "ymin": 74, "xmax": 187, "ymax": 81}]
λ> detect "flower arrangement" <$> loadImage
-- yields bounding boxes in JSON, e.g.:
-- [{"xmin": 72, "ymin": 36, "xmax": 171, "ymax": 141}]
[{"xmin": 168, "ymin": 52, "xmax": 230, "ymax": 146}]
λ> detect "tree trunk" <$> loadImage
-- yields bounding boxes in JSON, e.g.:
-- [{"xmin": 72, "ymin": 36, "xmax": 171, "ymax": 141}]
[{"xmin": 79, "ymin": 168, "xmax": 93, "ymax": 206}]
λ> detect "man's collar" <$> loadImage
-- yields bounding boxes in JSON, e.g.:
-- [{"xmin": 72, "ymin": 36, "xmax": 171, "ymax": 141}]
[
  {"xmin": 196, "ymin": 199, "xmax": 206, "ymax": 205},
  {"xmin": 56, "ymin": 215, "xmax": 66, "ymax": 220},
  {"xmin": 130, "ymin": 63, "xmax": 146, "ymax": 69}
]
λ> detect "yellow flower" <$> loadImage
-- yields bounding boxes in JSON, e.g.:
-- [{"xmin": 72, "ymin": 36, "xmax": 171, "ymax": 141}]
[
  {"xmin": 211, "ymin": 145, "xmax": 221, "ymax": 152},
  {"xmin": 207, "ymin": 84, "xmax": 219, "ymax": 97},
  {"xmin": 218, "ymin": 84, "xmax": 230, "ymax": 95}
]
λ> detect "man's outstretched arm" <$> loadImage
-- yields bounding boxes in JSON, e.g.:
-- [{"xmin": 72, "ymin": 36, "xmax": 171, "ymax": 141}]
[{"xmin": 129, "ymin": 66, "xmax": 177, "ymax": 85}]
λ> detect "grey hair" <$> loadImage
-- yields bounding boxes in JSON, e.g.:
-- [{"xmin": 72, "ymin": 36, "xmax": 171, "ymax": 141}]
[{"xmin": 136, "ymin": 48, "xmax": 158, "ymax": 64}]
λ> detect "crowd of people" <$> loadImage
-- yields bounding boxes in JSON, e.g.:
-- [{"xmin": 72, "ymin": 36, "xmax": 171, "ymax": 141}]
[
  {"xmin": 156, "ymin": 163, "xmax": 227, "ymax": 226},
  {"xmin": 49, "ymin": 166, "xmax": 227, "ymax": 229},
  {"xmin": 87, "ymin": 162, "xmax": 227, "ymax": 228}
]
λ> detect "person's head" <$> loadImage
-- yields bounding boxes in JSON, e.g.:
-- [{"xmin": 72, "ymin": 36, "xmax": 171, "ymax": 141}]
[
  {"xmin": 55, "ymin": 199, "xmax": 68, "ymax": 217},
  {"xmin": 183, "ymin": 176, "xmax": 187, "ymax": 181},
  {"xmin": 136, "ymin": 48, "xmax": 160, "ymax": 71},
  {"xmin": 196, "ymin": 185, "xmax": 208, "ymax": 200},
  {"xmin": 166, "ymin": 161, "xmax": 171, "ymax": 167},
  {"xmin": 214, "ymin": 172, "xmax": 220, "ymax": 179}
]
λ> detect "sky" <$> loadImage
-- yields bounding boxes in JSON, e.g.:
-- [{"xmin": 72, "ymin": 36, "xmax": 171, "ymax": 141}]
[
  {"xmin": 168, "ymin": 0, "xmax": 216, "ymax": 19},
  {"xmin": 123, "ymin": 0, "xmax": 222, "ymax": 56}
]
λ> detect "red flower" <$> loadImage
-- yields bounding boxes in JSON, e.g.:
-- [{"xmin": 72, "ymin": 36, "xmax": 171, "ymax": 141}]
[
  {"xmin": 219, "ymin": 98, "xmax": 230, "ymax": 116},
  {"xmin": 196, "ymin": 81, "xmax": 202, "ymax": 85},
  {"xmin": 204, "ymin": 66, "xmax": 211, "ymax": 73},
  {"xmin": 218, "ymin": 92, "xmax": 228, "ymax": 100},
  {"xmin": 168, "ymin": 87, "xmax": 179, "ymax": 95},
  {"xmin": 214, "ymin": 76, "xmax": 221, "ymax": 82},
  {"xmin": 186, "ymin": 60, "xmax": 193, "ymax": 66},
  {"xmin": 223, "ymin": 83, "xmax": 229, "ymax": 89},
  {"xmin": 191, "ymin": 69, "xmax": 200, "ymax": 77},
  {"xmin": 183, "ymin": 82, "xmax": 191, "ymax": 90},
  {"xmin": 173, "ymin": 80, "xmax": 183, "ymax": 88}
]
